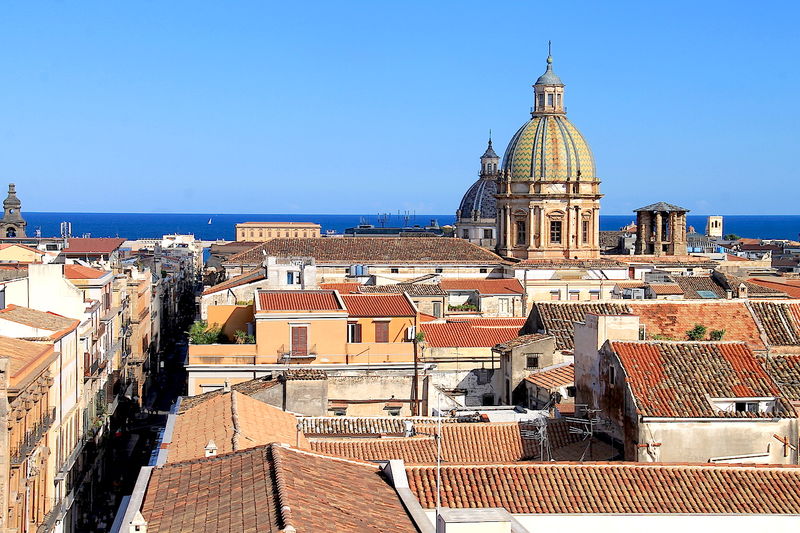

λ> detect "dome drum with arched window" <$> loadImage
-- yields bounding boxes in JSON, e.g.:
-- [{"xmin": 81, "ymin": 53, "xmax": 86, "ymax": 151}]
[{"xmin": 455, "ymin": 138, "xmax": 500, "ymax": 248}]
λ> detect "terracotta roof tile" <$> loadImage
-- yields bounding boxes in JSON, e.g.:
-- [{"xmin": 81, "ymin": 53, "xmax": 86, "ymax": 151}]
[
  {"xmin": 178, "ymin": 376, "xmax": 280, "ymax": 412},
  {"xmin": 0, "ymin": 304, "xmax": 78, "ymax": 336},
  {"xmin": 300, "ymin": 416, "xmax": 459, "ymax": 437},
  {"xmin": 309, "ymin": 419, "xmax": 603, "ymax": 463},
  {"xmin": 319, "ymin": 282, "xmax": 363, "ymax": 293},
  {"xmin": 0, "ymin": 336, "xmax": 54, "ymax": 381},
  {"xmin": 64, "ymin": 237, "xmax": 125, "ymax": 254},
  {"xmin": 256, "ymin": 290, "xmax": 343, "ymax": 312},
  {"xmin": 762, "ymin": 355, "xmax": 800, "ymax": 400},
  {"xmin": 526, "ymin": 363, "xmax": 574, "ymax": 389},
  {"xmin": 672, "ymin": 276, "xmax": 726, "ymax": 298},
  {"xmin": 167, "ymin": 391, "xmax": 308, "ymax": 463},
  {"xmin": 359, "ymin": 283, "xmax": 447, "ymax": 296},
  {"xmin": 494, "ymin": 333, "xmax": 553, "ymax": 352},
  {"xmin": 628, "ymin": 301, "xmax": 766, "ymax": 350},
  {"xmin": 63, "ymin": 264, "xmax": 108, "ymax": 280},
  {"xmin": 405, "ymin": 462, "xmax": 800, "ymax": 514},
  {"xmin": 647, "ymin": 283, "xmax": 684, "ymax": 295},
  {"xmin": 223, "ymin": 237, "xmax": 503, "ymax": 265},
  {"xmin": 203, "ymin": 268, "xmax": 266, "ymax": 295},
  {"xmin": 610, "ymin": 341, "xmax": 792, "ymax": 418},
  {"xmin": 340, "ymin": 293, "xmax": 417, "ymax": 317},
  {"xmin": 532, "ymin": 302, "xmax": 632, "ymax": 350},
  {"xmin": 440, "ymin": 278, "xmax": 524, "ymax": 295},
  {"xmin": 421, "ymin": 321, "xmax": 521, "ymax": 348},
  {"xmin": 749, "ymin": 301, "xmax": 800, "ymax": 346}
]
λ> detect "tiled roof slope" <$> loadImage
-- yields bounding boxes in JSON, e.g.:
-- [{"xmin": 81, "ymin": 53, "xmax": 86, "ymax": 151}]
[
  {"xmin": 223, "ymin": 237, "xmax": 503, "ymax": 265},
  {"xmin": 526, "ymin": 363, "xmax": 574, "ymax": 389},
  {"xmin": 177, "ymin": 377, "xmax": 279, "ymax": 412},
  {"xmin": 406, "ymin": 462, "xmax": 800, "ymax": 514},
  {"xmin": 672, "ymin": 276, "xmax": 726, "ymax": 298},
  {"xmin": 495, "ymin": 334, "xmax": 552, "ymax": 352},
  {"xmin": 749, "ymin": 278, "xmax": 800, "ymax": 298},
  {"xmin": 340, "ymin": 293, "xmax": 417, "ymax": 317},
  {"xmin": 440, "ymin": 278, "xmax": 524, "ymax": 295},
  {"xmin": 257, "ymin": 290, "xmax": 343, "ymax": 312},
  {"xmin": 310, "ymin": 420, "xmax": 589, "ymax": 463},
  {"xmin": 299, "ymin": 416, "xmax": 460, "ymax": 437},
  {"xmin": 141, "ymin": 444, "xmax": 417, "ymax": 533},
  {"xmin": 64, "ymin": 237, "xmax": 125, "ymax": 254},
  {"xmin": 762, "ymin": 355, "xmax": 800, "ymax": 401},
  {"xmin": 460, "ymin": 317, "xmax": 527, "ymax": 327},
  {"xmin": 142, "ymin": 445, "xmax": 282, "ymax": 532},
  {"xmin": 647, "ymin": 283, "xmax": 684, "ymax": 295},
  {"xmin": 532, "ymin": 302, "xmax": 632, "ymax": 350},
  {"xmin": 0, "ymin": 304, "xmax": 78, "ymax": 334},
  {"xmin": 748, "ymin": 302, "xmax": 800, "ymax": 346},
  {"xmin": 319, "ymin": 282, "xmax": 363, "ymax": 293},
  {"xmin": 610, "ymin": 341, "xmax": 792, "ymax": 418},
  {"xmin": 167, "ymin": 391, "xmax": 308, "ymax": 463},
  {"xmin": 0, "ymin": 336, "xmax": 53, "ymax": 380},
  {"xmin": 359, "ymin": 283, "xmax": 447, "ymax": 296},
  {"xmin": 202, "ymin": 268, "xmax": 266, "ymax": 295},
  {"xmin": 421, "ymin": 321, "xmax": 521, "ymax": 347},
  {"xmin": 629, "ymin": 301, "xmax": 765, "ymax": 350},
  {"xmin": 63, "ymin": 264, "xmax": 108, "ymax": 280}
]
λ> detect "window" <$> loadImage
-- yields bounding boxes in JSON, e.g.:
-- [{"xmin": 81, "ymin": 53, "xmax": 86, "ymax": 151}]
[
  {"xmin": 480, "ymin": 268, "xmax": 487, "ymax": 273},
  {"xmin": 347, "ymin": 322, "xmax": 362, "ymax": 343},
  {"xmin": 557, "ymin": 94, "xmax": 562, "ymax": 108},
  {"xmin": 499, "ymin": 298, "xmax": 510, "ymax": 316},
  {"xmin": 259, "ymin": 230, "xmax": 263, "ymax": 237},
  {"xmin": 435, "ymin": 268, "xmax": 443, "ymax": 273},
  {"xmin": 286, "ymin": 272, "xmax": 295, "ymax": 285},
  {"xmin": 609, "ymin": 365, "xmax": 616, "ymax": 385},
  {"xmin": 566, "ymin": 386, "xmax": 576, "ymax": 398},
  {"xmin": 538, "ymin": 94, "xmax": 545, "ymax": 108},
  {"xmin": 569, "ymin": 291, "xmax": 580, "ymax": 301},
  {"xmin": 582, "ymin": 220, "xmax": 589, "ymax": 243},
  {"xmin": 331, "ymin": 406, "xmax": 347, "ymax": 416},
  {"xmin": 550, "ymin": 290, "xmax": 561, "ymax": 301},
  {"xmin": 433, "ymin": 301, "xmax": 442, "ymax": 317},
  {"xmin": 462, "ymin": 229, "xmax": 469, "ymax": 239},
  {"xmin": 526, "ymin": 354, "xmax": 541, "ymax": 369},
  {"xmin": 550, "ymin": 220, "xmax": 562, "ymax": 244},
  {"xmin": 547, "ymin": 93, "xmax": 554, "ymax": 106},
  {"xmin": 735, "ymin": 401, "xmax": 759, "ymax": 413},
  {"xmin": 589, "ymin": 290, "xmax": 600, "ymax": 301},
  {"xmin": 290, "ymin": 326, "xmax": 308, "ymax": 357},
  {"xmin": 384, "ymin": 405, "xmax": 401, "ymax": 416},
  {"xmin": 375, "ymin": 321, "xmax": 389, "ymax": 343},
  {"xmin": 390, "ymin": 268, "xmax": 399, "ymax": 274},
  {"xmin": 515, "ymin": 220, "xmax": 526, "ymax": 246},
  {"xmin": 483, "ymin": 229, "xmax": 493, "ymax": 239}
]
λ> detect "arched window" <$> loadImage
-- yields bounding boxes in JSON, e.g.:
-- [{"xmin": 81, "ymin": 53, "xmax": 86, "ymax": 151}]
[{"xmin": 6, "ymin": 228, "xmax": 15, "ymax": 238}]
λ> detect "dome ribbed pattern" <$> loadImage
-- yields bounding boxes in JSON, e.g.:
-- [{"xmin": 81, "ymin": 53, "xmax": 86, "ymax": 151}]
[
  {"xmin": 502, "ymin": 115, "xmax": 595, "ymax": 182},
  {"xmin": 458, "ymin": 178, "xmax": 497, "ymax": 220}
]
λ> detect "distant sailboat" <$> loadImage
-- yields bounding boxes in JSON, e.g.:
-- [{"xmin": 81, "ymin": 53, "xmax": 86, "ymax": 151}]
[{"xmin": 208, "ymin": 217, "xmax": 212, "ymax": 224}]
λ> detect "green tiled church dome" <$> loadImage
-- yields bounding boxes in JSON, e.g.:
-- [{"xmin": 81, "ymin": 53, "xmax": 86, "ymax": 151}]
[{"xmin": 502, "ymin": 114, "xmax": 595, "ymax": 182}]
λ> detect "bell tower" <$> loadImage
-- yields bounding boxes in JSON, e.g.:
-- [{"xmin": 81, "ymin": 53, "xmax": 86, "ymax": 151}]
[{"xmin": 0, "ymin": 184, "xmax": 26, "ymax": 238}]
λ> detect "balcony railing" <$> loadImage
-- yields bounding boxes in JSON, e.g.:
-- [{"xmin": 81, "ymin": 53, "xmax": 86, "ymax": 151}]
[
  {"xmin": 277, "ymin": 344, "xmax": 317, "ymax": 363},
  {"xmin": 10, "ymin": 407, "xmax": 56, "ymax": 464}
]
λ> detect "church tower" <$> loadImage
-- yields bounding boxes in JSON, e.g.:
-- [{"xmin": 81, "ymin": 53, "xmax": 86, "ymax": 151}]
[
  {"xmin": 0, "ymin": 184, "xmax": 26, "ymax": 238},
  {"xmin": 496, "ymin": 47, "xmax": 601, "ymax": 260},
  {"xmin": 455, "ymin": 137, "xmax": 501, "ymax": 248}
]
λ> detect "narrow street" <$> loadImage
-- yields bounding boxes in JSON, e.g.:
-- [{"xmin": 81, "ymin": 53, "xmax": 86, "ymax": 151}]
[{"xmin": 77, "ymin": 339, "xmax": 189, "ymax": 532}]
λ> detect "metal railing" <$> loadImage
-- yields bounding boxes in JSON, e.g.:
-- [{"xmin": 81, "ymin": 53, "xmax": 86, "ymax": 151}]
[{"xmin": 10, "ymin": 407, "xmax": 56, "ymax": 464}]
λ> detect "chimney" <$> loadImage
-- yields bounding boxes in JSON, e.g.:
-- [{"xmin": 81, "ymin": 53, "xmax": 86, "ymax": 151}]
[
  {"xmin": 574, "ymin": 313, "xmax": 639, "ymax": 410},
  {"xmin": 129, "ymin": 511, "xmax": 148, "ymax": 533},
  {"xmin": 204, "ymin": 440, "xmax": 218, "ymax": 457},
  {"xmin": 436, "ymin": 508, "xmax": 515, "ymax": 533},
  {"xmin": 223, "ymin": 380, "xmax": 231, "ymax": 392}
]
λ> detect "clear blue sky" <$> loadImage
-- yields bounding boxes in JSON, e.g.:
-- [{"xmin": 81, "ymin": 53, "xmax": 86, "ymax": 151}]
[{"xmin": 1, "ymin": 1, "xmax": 798, "ymax": 215}]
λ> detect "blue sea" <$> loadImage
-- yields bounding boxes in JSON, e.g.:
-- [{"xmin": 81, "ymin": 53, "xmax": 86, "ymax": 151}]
[{"xmin": 20, "ymin": 212, "xmax": 800, "ymax": 242}]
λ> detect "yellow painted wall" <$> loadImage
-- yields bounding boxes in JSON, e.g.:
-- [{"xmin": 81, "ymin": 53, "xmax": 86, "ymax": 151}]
[
  {"xmin": 207, "ymin": 304, "xmax": 255, "ymax": 341},
  {"xmin": 255, "ymin": 316, "xmax": 348, "ymax": 357},
  {"xmin": 0, "ymin": 245, "xmax": 43, "ymax": 263}
]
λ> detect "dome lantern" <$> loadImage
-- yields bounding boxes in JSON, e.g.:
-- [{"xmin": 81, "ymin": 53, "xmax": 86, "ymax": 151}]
[{"xmin": 533, "ymin": 42, "xmax": 565, "ymax": 115}]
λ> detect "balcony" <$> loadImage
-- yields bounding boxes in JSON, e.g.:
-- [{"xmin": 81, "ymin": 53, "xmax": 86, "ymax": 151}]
[
  {"xmin": 10, "ymin": 407, "xmax": 56, "ymax": 464},
  {"xmin": 277, "ymin": 344, "xmax": 317, "ymax": 363},
  {"xmin": 84, "ymin": 352, "xmax": 100, "ymax": 380}
]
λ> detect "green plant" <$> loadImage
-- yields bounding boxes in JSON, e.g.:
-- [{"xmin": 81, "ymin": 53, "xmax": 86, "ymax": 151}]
[
  {"xmin": 448, "ymin": 303, "xmax": 478, "ymax": 312},
  {"xmin": 723, "ymin": 234, "xmax": 740, "ymax": 241},
  {"xmin": 234, "ymin": 330, "xmax": 256, "ymax": 344},
  {"xmin": 709, "ymin": 329, "xmax": 725, "ymax": 341},
  {"xmin": 188, "ymin": 320, "xmax": 224, "ymax": 344},
  {"xmin": 414, "ymin": 331, "xmax": 426, "ymax": 344},
  {"xmin": 686, "ymin": 324, "xmax": 708, "ymax": 341}
]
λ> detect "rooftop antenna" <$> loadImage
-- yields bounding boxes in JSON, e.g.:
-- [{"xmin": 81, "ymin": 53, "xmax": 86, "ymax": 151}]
[{"xmin": 377, "ymin": 213, "xmax": 389, "ymax": 228}]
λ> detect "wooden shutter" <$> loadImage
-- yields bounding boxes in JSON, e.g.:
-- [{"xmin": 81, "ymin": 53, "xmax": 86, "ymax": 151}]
[
  {"xmin": 375, "ymin": 322, "xmax": 389, "ymax": 343},
  {"xmin": 291, "ymin": 326, "xmax": 308, "ymax": 357}
]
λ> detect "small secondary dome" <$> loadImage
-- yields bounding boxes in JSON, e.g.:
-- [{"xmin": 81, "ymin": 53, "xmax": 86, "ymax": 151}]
[{"xmin": 458, "ymin": 178, "xmax": 497, "ymax": 220}]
